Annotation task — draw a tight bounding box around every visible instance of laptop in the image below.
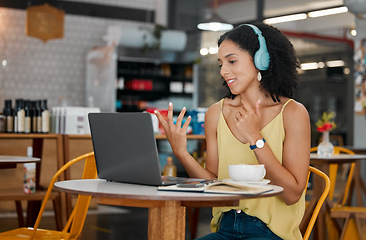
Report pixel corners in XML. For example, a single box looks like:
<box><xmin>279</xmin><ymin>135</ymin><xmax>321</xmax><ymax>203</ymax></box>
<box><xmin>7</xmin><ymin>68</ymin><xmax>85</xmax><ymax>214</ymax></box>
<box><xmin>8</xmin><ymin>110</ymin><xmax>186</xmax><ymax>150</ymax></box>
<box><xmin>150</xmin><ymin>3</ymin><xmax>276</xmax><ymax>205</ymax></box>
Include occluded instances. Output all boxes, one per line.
<box><xmin>88</xmin><ymin>112</ymin><xmax>199</xmax><ymax>186</ymax></box>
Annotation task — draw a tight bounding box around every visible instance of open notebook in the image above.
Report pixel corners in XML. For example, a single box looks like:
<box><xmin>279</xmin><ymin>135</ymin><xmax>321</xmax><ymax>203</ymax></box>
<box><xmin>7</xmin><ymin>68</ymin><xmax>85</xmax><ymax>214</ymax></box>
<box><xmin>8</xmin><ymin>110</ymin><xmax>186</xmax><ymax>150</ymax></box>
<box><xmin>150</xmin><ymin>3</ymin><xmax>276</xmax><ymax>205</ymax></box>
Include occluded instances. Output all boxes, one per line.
<box><xmin>158</xmin><ymin>180</ymin><xmax>274</xmax><ymax>195</ymax></box>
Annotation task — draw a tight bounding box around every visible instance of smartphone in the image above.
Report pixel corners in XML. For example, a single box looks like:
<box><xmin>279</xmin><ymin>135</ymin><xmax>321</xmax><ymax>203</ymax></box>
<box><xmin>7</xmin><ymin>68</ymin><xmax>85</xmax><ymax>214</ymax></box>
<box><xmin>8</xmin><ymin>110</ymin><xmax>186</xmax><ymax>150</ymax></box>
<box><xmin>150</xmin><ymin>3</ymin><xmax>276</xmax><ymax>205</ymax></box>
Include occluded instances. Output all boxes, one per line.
<box><xmin>176</xmin><ymin>181</ymin><xmax>207</xmax><ymax>188</ymax></box>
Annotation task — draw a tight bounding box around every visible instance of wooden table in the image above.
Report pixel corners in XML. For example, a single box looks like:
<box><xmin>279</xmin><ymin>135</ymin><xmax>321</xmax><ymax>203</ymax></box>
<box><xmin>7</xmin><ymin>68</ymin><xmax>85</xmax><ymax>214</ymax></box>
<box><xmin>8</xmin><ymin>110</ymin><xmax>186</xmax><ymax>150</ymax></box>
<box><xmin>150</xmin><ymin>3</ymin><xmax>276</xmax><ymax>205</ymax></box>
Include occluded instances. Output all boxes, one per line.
<box><xmin>54</xmin><ymin>179</ymin><xmax>283</xmax><ymax>240</ymax></box>
<box><xmin>0</xmin><ymin>133</ymin><xmax>64</xmax><ymax>190</ymax></box>
<box><xmin>310</xmin><ymin>153</ymin><xmax>366</xmax><ymax>206</ymax></box>
<box><xmin>0</xmin><ymin>155</ymin><xmax>41</xmax><ymax>227</ymax></box>
<box><xmin>0</xmin><ymin>155</ymin><xmax>40</xmax><ymax>168</ymax></box>
<box><xmin>0</xmin><ymin>133</ymin><xmax>65</xmax><ymax>226</ymax></box>
<box><xmin>308</xmin><ymin>153</ymin><xmax>366</xmax><ymax>240</ymax></box>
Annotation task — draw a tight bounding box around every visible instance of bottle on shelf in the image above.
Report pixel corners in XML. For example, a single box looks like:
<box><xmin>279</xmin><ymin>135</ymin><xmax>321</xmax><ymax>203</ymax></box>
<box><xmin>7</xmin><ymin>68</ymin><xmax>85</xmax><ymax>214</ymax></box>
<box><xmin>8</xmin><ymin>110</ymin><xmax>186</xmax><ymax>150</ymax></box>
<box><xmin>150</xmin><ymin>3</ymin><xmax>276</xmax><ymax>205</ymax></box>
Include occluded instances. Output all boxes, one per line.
<box><xmin>36</xmin><ymin>100</ymin><xmax>42</xmax><ymax>133</ymax></box>
<box><xmin>41</xmin><ymin>99</ymin><xmax>49</xmax><ymax>133</ymax></box>
<box><xmin>15</xmin><ymin>99</ymin><xmax>25</xmax><ymax>133</ymax></box>
<box><xmin>13</xmin><ymin>100</ymin><xmax>18</xmax><ymax>133</ymax></box>
<box><xmin>3</xmin><ymin>99</ymin><xmax>13</xmax><ymax>133</ymax></box>
<box><xmin>18</xmin><ymin>99</ymin><xmax>26</xmax><ymax>133</ymax></box>
<box><xmin>31</xmin><ymin>101</ymin><xmax>37</xmax><ymax>133</ymax></box>
<box><xmin>24</xmin><ymin>100</ymin><xmax>31</xmax><ymax>134</ymax></box>
<box><xmin>198</xmin><ymin>151</ymin><xmax>207</xmax><ymax>168</ymax></box>
<box><xmin>192</xmin><ymin>151</ymin><xmax>198</xmax><ymax>161</ymax></box>
<box><xmin>163</xmin><ymin>156</ymin><xmax>177</xmax><ymax>177</ymax></box>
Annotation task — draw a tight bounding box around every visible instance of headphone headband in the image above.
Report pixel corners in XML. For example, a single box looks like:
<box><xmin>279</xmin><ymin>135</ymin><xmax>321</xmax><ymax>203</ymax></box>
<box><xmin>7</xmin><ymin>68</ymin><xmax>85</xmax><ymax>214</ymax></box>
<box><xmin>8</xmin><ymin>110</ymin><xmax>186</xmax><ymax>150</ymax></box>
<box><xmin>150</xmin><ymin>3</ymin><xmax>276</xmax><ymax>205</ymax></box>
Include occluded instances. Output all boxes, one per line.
<box><xmin>240</xmin><ymin>24</ymin><xmax>270</xmax><ymax>71</ymax></box>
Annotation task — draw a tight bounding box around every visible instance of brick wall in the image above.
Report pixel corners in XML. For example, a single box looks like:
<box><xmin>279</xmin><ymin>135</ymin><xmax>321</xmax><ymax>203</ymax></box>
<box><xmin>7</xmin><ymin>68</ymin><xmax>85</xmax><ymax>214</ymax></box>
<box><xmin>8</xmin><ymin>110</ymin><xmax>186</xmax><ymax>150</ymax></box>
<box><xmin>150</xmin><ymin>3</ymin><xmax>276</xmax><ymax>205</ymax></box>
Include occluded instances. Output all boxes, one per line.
<box><xmin>0</xmin><ymin>0</ymin><xmax>158</xmax><ymax>110</ymax></box>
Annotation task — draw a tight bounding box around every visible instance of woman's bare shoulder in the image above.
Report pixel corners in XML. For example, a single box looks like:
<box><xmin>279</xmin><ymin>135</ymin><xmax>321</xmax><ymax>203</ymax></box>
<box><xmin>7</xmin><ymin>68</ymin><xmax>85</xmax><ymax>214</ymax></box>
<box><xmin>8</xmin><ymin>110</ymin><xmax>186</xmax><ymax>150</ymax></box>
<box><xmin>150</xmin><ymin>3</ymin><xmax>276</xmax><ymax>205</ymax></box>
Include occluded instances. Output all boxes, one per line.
<box><xmin>204</xmin><ymin>101</ymin><xmax>222</xmax><ymax>128</ymax></box>
<box><xmin>283</xmin><ymin>99</ymin><xmax>310</xmax><ymax>126</ymax></box>
<box><xmin>284</xmin><ymin>99</ymin><xmax>308</xmax><ymax>114</ymax></box>
<box><xmin>206</xmin><ymin>101</ymin><xmax>222</xmax><ymax>116</ymax></box>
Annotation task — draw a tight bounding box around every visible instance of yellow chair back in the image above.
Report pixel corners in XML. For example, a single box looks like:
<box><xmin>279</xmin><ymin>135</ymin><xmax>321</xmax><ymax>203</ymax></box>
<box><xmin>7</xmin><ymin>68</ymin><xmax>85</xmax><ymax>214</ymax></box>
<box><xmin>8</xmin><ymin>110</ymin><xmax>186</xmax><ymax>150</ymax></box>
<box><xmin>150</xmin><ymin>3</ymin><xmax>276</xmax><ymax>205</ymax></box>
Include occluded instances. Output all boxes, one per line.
<box><xmin>0</xmin><ymin>152</ymin><xmax>97</xmax><ymax>240</ymax></box>
<box><xmin>303</xmin><ymin>166</ymin><xmax>330</xmax><ymax>240</ymax></box>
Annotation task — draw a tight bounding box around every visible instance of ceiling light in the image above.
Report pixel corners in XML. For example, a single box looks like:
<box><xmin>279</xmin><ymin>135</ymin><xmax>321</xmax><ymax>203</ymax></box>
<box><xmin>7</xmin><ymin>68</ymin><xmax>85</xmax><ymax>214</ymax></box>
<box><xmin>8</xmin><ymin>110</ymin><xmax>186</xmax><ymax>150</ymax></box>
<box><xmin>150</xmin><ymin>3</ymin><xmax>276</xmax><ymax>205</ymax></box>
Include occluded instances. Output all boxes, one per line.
<box><xmin>308</xmin><ymin>6</ymin><xmax>348</xmax><ymax>18</ymax></box>
<box><xmin>197</xmin><ymin>0</ymin><xmax>233</xmax><ymax>31</ymax></box>
<box><xmin>350</xmin><ymin>29</ymin><xmax>357</xmax><ymax>36</ymax></box>
<box><xmin>300</xmin><ymin>62</ymin><xmax>321</xmax><ymax>71</ymax></box>
<box><xmin>318</xmin><ymin>62</ymin><xmax>325</xmax><ymax>68</ymax></box>
<box><xmin>326</xmin><ymin>60</ymin><xmax>345</xmax><ymax>67</ymax></box>
<box><xmin>200</xmin><ymin>48</ymin><xmax>209</xmax><ymax>56</ymax></box>
<box><xmin>209</xmin><ymin>47</ymin><xmax>218</xmax><ymax>54</ymax></box>
<box><xmin>264</xmin><ymin>13</ymin><xmax>307</xmax><ymax>25</ymax></box>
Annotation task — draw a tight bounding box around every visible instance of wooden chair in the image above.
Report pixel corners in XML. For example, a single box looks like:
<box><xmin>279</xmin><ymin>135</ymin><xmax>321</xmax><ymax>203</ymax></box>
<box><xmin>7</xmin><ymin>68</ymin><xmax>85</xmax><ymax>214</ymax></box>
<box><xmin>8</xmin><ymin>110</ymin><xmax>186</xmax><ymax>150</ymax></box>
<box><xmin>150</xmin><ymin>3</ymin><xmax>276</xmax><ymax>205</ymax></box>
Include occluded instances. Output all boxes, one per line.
<box><xmin>320</xmin><ymin>148</ymin><xmax>366</xmax><ymax>240</ymax></box>
<box><xmin>310</xmin><ymin>146</ymin><xmax>359</xmax><ymax>239</ymax></box>
<box><xmin>303</xmin><ymin>166</ymin><xmax>330</xmax><ymax>240</ymax></box>
<box><xmin>0</xmin><ymin>152</ymin><xmax>97</xmax><ymax>240</ymax></box>
<box><xmin>330</xmin><ymin>206</ymin><xmax>366</xmax><ymax>240</ymax></box>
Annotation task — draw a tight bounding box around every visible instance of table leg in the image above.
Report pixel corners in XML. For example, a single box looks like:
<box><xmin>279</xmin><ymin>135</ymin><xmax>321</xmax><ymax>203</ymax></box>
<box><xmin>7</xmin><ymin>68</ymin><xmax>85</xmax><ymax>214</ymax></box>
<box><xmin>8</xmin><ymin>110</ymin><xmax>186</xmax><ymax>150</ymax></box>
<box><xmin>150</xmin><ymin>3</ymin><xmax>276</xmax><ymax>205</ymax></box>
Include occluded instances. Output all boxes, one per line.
<box><xmin>26</xmin><ymin>201</ymin><xmax>41</xmax><ymax>226</ymax></box>
<box><xmin>32</xmin><ymin>138</ymin><xmax>43</xmax><ymax>191</ymax></box>
<box><xmin>15</xmin><ymin>201</ymin><xmax>25</xmax><ymax>227</ymax></box>
<box><xmin>148</xmin><ymin>200</ymin><xmax>186</xmax><ymax>240</ymax></box>
<box><xmin>187</xmin><ymin>207</ymin><xmax>200</xmax><ymax>239</ymax></box>
<box><xmin>353</xmin><ymin>161</ymin><xmax>365</xmax><ymax>206</ymax></box>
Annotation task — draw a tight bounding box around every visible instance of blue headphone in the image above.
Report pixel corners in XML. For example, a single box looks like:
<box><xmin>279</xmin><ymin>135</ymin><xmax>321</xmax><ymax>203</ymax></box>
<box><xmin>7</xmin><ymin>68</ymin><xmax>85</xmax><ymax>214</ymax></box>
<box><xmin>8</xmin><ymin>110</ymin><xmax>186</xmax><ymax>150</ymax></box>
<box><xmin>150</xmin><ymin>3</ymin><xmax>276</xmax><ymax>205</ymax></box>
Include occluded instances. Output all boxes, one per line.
<box><xmin>241</xmin><ymin>24</ymin><xmax>270</xmax><ymax>71</ymax></box>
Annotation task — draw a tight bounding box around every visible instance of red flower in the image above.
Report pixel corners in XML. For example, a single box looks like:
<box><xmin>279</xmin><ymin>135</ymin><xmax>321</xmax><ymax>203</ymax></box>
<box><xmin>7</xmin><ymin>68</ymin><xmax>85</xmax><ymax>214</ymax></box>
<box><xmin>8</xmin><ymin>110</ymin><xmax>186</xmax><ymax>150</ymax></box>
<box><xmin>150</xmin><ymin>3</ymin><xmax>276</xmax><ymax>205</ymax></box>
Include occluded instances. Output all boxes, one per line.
<box><xmin>315</xmin><ymin>112</ymin><xmax>336</xmax><ymax>133</ymax></box>
<box><xmin>323</xmin><ymin>123</ymin><xmax>333</xmax><ymax>131</ymax></box>
<box><xmin>317</xmin><ymin>126</ymin><xmax>324</xmax><ymax>132</ymax></box>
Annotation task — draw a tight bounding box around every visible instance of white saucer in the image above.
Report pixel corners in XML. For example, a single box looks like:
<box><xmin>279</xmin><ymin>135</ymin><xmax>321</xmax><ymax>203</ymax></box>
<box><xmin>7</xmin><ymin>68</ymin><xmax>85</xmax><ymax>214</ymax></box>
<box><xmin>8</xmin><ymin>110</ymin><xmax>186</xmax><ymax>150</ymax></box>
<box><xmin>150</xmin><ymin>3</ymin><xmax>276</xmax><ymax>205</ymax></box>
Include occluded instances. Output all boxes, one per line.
<box><xmin>222</xmin><ymin>178</ymin><xmax>271</xmax><ymax>185</ymax></box>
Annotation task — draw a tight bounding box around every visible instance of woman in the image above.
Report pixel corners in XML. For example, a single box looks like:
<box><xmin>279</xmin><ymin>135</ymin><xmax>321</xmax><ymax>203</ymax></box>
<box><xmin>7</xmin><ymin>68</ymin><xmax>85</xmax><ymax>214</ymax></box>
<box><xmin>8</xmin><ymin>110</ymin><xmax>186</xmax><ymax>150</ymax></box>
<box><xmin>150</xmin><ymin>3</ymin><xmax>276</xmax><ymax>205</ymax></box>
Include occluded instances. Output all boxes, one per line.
<box><xmin>155</xmin><ymin>23</ymin><xmax>310</xmax><ymax>240</ymax></box>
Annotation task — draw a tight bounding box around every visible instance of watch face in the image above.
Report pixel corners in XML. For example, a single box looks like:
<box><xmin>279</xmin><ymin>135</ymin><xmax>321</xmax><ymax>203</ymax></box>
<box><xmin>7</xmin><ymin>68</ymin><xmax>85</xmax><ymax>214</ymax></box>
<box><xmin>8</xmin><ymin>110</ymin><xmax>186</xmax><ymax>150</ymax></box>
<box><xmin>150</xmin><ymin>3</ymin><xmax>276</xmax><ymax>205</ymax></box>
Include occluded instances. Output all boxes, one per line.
<box><xmin>256</xmin><ymin>139</ymin><xmax>265</xmax><ymax>148</ymax></box>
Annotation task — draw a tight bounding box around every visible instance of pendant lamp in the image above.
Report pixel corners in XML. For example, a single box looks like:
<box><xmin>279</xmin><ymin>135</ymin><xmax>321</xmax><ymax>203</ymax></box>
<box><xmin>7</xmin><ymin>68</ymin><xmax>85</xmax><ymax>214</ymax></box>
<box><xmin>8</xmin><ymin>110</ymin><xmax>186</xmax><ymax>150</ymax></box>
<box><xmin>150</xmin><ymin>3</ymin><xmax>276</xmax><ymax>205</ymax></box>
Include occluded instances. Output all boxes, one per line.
<box><xmin>197</xmin><ymin>0</ymin><xmax>233</xmax><ymax>31</ymax></box>
<box><xmin>26</xmin><ymin>3</ymin><xmax>64</xmax><ymax>42</ymax></box>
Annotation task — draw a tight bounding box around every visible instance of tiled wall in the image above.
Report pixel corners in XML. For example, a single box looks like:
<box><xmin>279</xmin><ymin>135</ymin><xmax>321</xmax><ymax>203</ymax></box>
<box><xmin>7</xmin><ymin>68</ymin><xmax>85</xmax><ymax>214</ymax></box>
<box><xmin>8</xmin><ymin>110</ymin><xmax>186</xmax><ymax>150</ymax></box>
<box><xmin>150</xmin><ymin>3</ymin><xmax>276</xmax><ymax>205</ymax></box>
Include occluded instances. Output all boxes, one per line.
<box><xmin>0</xmin><ymin>0</ymin><xmax>158</xmax><ymax>110</ymax></box>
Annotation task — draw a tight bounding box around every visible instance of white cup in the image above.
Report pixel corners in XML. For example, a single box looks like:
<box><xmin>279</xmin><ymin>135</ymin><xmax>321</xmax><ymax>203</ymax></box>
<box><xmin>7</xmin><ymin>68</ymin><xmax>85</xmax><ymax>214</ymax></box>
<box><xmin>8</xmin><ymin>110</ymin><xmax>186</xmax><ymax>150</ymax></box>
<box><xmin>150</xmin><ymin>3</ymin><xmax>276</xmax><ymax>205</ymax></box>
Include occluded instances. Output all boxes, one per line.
<box><xmin>228</xmin><ymin>164</ymin><xmax>266</xmax><ymax>182</ymax></box>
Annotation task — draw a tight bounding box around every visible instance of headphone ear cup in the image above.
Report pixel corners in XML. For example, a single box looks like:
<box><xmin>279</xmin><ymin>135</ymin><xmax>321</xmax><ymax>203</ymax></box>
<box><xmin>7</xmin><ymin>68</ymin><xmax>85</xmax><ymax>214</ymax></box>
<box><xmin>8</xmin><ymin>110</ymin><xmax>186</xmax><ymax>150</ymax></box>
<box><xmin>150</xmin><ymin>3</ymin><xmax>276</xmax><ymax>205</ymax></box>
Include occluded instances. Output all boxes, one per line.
<box><xmin>254</xmin><ymin>49</ymin><xmax>270</xmax><ymax>71</ymax></box>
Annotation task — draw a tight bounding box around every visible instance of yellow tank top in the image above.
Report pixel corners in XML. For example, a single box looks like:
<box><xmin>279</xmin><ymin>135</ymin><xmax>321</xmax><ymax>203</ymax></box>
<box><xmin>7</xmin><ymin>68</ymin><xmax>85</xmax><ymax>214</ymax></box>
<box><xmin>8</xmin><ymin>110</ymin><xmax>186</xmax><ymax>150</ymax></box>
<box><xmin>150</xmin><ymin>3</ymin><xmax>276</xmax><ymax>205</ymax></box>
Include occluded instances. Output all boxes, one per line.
<box><xmin>211</xmin><ymin>98</ymin><xmax>305</xmax><ymax>240</ymax></box>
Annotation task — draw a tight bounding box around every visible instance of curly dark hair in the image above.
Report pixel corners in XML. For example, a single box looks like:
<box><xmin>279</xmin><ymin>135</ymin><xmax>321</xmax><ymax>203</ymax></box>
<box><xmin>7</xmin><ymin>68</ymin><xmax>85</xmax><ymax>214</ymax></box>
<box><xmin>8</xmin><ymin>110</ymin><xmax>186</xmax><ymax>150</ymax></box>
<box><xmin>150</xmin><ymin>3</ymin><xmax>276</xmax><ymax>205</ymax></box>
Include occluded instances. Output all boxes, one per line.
<box><xmin>218</xmin><ymin>22</ymin><xmax>299</xmax><ymax>102</ymax></box>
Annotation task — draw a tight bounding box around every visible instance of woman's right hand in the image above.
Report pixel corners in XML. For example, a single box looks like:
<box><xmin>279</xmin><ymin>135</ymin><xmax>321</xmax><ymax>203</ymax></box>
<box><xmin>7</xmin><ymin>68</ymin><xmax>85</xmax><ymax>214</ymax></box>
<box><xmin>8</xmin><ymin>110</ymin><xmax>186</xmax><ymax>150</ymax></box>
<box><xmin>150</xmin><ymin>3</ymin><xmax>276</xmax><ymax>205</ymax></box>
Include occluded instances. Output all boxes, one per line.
<box><xmin>154</xmin><ymin>102</ymin><xmax>191</xmax><ymax>158</ymax></box>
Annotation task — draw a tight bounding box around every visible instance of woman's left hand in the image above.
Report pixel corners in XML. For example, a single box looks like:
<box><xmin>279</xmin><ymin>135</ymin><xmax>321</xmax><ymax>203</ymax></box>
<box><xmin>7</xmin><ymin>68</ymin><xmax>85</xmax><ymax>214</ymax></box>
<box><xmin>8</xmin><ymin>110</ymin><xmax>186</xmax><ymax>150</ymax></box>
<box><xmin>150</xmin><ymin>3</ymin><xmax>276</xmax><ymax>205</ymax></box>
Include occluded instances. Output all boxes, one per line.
<box><xmin>235</xmin><ymin>99</ymin><xmax>262</xmax><ymax>141</ymax></box>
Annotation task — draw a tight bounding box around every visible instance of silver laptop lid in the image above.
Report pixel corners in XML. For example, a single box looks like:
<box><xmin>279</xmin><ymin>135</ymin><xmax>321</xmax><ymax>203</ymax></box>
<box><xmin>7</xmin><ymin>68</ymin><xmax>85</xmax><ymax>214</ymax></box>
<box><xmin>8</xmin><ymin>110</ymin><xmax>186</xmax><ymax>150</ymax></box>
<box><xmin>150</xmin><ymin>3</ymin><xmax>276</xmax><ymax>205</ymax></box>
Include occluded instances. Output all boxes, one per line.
<box><xmin>88</xmin><ymin>112</ymin><xmax>163</xmax><ymax>186</ymax></box>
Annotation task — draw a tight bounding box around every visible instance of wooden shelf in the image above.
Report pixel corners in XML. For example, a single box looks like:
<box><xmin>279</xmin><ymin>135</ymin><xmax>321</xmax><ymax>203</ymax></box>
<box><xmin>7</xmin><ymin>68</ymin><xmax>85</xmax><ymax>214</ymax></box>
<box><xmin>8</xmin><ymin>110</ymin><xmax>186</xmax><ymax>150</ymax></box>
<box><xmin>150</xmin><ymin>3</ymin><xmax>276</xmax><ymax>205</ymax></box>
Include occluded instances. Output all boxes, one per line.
<box><xmin>0</xmin><ymin>133</ymin><xmax>60</xmax><ymax>139</ymax></box>
<box><xmin>155</xmin><ymin>134</ymin><xmax>205</xmax><ymax>140</ymax></box>
<box><xmin>64</xmin><ymin>134</ymin><xmax>205</xmax><ymax>140</ymax></box>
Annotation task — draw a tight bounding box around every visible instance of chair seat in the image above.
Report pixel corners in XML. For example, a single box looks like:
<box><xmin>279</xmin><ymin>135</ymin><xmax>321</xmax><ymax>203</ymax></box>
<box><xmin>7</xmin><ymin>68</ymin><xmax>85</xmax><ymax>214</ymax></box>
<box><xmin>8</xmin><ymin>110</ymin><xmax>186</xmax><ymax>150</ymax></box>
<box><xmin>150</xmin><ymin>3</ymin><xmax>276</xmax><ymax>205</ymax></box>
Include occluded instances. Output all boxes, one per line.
<box><xmin>0</xmin><ymin>227</ymin><xmax>70</xmax><ymax>239</ymax></box>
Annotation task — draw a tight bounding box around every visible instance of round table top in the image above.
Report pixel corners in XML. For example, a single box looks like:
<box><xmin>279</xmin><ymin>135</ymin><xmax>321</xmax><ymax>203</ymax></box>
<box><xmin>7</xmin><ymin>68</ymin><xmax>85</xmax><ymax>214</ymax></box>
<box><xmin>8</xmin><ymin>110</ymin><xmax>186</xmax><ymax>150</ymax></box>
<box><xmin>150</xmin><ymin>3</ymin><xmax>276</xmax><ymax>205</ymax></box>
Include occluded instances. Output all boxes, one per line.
<box><xmin>0</xmin><ymin>155</ymin><xmax>41</xmax><ymax>164</ymax></box>
<box><xmin>54</xmin><ymin>179</ymin><xmax>284</xmax><ymax>202</ymax></box>
<box><xmin>310</xmin><ymin>153</ymin><xmax>366</xmax><ymax>164</ymax></box>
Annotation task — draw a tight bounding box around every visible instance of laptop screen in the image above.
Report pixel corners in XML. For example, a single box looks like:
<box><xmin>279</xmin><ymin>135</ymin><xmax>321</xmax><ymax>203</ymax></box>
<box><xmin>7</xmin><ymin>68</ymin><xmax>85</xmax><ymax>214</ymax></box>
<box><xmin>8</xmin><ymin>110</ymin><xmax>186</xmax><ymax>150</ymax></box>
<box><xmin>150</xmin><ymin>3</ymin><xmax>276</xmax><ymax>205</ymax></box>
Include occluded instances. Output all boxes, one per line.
<box><xmin>88</xmin><ymin>112</ymin><xmax>164</xmax><ymax>186</ymax></box>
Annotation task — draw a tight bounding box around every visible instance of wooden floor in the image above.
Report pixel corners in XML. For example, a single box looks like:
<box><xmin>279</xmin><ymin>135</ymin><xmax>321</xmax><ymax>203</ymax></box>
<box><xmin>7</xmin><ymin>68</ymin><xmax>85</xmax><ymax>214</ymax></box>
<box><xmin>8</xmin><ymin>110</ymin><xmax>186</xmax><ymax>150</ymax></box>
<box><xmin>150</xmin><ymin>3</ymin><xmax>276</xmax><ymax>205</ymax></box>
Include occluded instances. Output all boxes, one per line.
<box><xmin>0</xmin><ymin>205</ymin><xmax>212</xmax><ymax>240</ymax></box>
